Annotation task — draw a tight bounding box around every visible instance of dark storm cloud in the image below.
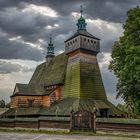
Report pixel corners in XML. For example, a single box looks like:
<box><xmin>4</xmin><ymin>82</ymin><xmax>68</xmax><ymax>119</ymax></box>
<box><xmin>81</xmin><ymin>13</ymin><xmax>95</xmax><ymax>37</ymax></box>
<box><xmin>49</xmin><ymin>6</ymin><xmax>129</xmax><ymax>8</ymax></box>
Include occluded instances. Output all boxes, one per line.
<box><xmin>36</xmin><ymin>0</ymin><xmax>140</xmax><ymax>23</ymax></box>
<box><xmin>100</xmin><ymin>40</ymin><xmax>115</xmax><ymax>53</ymax></box>
<box><xmin>0</xmin><ymin>60</ymin><xmax>34</xmax><ymax>74</ymax></box>
<box><xmin>2</xmin><ymin>0</ymin><xmax>139</xmax><ymax>23</ymax></box>
<box><xmin>0</xmin><ymin>7</ymin><xmax>58</xmax><ymax>42</ymax></box>
<box><xmin>0</xmin><ymin>33</ymin><xmax>43</xmax><ymax>61</ymax></box>
<box><xmin>0</xmin><ymin>0</ymin><xmax>139</xmax><ymax>61</ymax></box>
<box><xmin>0</xmin><ymin>61</ymin><xmax>21</xmax><ymax>74</ymax></box>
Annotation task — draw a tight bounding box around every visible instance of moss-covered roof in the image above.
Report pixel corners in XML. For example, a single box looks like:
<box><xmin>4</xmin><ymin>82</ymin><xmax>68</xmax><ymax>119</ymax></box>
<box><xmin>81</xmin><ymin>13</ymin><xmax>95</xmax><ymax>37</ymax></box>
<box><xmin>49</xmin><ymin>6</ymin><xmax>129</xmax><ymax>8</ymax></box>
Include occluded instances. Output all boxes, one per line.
<box><xmin>40</xmin><ymin>53</ymin><xmax>68</xmax><ymax>86</ymax></box>
<box><xmin>11</xmin><ymin>83</ymin><xmax>46</xmax><ymax>96</ymax></box>
<box><xmin>1</xmin><ymin>108</ymin><xmax>40</xmax><ymax>117</ymax></box>
<box><xmin>39</xmin><ymin>97</ymin><xmax>122</xmax><ymax>116</ymax></box>
<box><xmin>29</xmin><ymin>53</ymin><xmax>68</xmax><ymax>87</ymax></box>
<box><xmin>29</xmin><ymin>63</ymin><xmax>46</xmax><ymax>85</ymax></box>
<box><xmin>63</xmin><ymin>61</ymin><xmax>107</xmax><ymax>100</ymax></box>
<box><xmin>11</xmin><ymin>53</ymin><xmax>68</xmax><ymax>97</ymax></box>
<box><xmin>9</xmin><ymin>52</ymin><xmax>123</xmax><ymax>117</ymax></box>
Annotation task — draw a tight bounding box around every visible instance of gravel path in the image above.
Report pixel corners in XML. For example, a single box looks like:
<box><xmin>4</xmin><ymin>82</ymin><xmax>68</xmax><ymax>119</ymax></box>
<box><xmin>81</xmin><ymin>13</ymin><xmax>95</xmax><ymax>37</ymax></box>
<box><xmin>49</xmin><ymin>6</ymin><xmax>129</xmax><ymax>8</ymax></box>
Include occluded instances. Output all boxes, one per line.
<box><xmin>0</xmin><ymin>132</ymin><xmax>139</xmax><ymax>140</ymax></box>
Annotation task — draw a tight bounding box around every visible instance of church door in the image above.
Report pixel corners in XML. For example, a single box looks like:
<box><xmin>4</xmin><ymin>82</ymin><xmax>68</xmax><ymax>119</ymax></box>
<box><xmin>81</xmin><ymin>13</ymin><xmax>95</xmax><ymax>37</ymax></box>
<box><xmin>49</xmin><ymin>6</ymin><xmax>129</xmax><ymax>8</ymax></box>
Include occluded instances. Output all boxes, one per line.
<box><xmin>72</xmin><ymin>110</ymin><xmax>94</xmax><ymax>130</ymax></box>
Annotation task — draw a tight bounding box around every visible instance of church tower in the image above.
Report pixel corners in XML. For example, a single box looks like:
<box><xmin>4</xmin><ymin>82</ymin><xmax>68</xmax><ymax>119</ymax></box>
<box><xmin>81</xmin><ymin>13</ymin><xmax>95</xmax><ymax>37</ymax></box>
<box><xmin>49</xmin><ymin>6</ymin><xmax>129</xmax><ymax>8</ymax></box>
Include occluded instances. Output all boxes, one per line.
<box><xmin>64</xmin><ymin>6</ymin><xmax>107</xmax><ymax>101</ymax></box>
<box><xmin>45</xmin><ymin>35</ymin><xmax>55</xmax><ymax>66</ymax></box>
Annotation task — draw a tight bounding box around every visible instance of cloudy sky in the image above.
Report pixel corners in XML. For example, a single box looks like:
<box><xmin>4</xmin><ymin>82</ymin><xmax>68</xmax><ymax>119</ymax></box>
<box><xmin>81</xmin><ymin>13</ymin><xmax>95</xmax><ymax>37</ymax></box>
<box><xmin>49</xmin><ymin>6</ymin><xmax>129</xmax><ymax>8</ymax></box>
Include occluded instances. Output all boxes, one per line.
<box><xmin>0</xmin><ymin>0</ymin><xmax>140</xmax><ymax>104</ymax></box>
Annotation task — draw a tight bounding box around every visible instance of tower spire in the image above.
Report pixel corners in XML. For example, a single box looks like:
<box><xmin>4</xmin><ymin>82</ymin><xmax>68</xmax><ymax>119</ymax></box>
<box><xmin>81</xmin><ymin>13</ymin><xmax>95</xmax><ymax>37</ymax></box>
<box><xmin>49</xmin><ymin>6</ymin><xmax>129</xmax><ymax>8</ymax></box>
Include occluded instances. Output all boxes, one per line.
<box><xmin>77</xmin><ymin>5</ymin><xmax>87</xmax><ymax>31</ymax></box>
<box><xmin>46</xmin><ymin>34</ymin><xmax>55</xmax><ymax>58</ymax></box>
<box><xmin>80</xmin><ymin>5</ymin><xmax>83</xmax><ymax>18</ymax></box>
<box><xmin>49</xmin><ymin>34</ymin><xmax>52</xmax><ymax>44</ymax></box>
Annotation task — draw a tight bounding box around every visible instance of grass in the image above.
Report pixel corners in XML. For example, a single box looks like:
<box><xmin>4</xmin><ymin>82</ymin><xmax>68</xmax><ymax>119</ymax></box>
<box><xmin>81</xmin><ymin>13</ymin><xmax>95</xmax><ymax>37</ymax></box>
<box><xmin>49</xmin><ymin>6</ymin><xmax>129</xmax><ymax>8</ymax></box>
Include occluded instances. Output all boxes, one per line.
<box><xmin>0</xmin><ymin>128</ymin><xmax>140</xmax><ymax>138</ymax></box>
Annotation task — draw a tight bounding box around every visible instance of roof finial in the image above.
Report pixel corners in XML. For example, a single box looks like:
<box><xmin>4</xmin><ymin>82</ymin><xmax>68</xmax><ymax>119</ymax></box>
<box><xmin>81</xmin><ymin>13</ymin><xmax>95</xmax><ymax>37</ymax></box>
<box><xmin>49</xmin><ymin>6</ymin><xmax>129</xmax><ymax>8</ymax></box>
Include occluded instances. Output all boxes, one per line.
<box><xmin>49</xmin><ymin>34</ymin><xmax>52</xmax><ymax>44</ymax></box>
<box><xmin>80</xmin><ymin>5</ymin><xmax>83</xmax><ymax>18</ymax></box>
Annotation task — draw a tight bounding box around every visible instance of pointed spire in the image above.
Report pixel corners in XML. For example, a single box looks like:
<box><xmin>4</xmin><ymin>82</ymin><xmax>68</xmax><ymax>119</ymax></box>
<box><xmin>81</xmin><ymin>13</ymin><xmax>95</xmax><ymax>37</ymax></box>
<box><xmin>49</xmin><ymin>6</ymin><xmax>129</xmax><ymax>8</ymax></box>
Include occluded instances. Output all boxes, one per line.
<box><xmin>49</xmin><ymin>34</ymin><xmax>52</xmax><ymax>44</ymax></box>
<box><xmin>46</xmin><ymin>34</ymin><xmax>55</xmax><ymax>58</ymax></box>
<box><xmin>80</xmin><ymin>5</ymin><xmax>83</xmax><ymax>18</ymax></box>
<box><xmin>77</xmin><ymin>5</ymin><xmax>87</xmax><ymax>31</ymax></box>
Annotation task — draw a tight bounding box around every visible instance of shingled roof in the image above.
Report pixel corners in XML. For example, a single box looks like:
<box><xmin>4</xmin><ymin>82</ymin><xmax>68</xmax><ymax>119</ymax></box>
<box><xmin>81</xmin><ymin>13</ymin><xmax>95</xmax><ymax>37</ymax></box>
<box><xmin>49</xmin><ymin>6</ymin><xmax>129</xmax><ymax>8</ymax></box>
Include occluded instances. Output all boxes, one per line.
<box><xmin>63</xmin><ymin>61</ymin><xmax>107</xmax><ymax>100</ymax></box>
<box><xmin>29</xmin><ymin>53</ymin><xmax>68</xmax><ymax>87</ymax></box>
<box><xmin>1</xmin><ymin>108</ymin><xmax>40</xmax><ymax>117</ymax></box>
<box><xmin>11</xmin><ymin>53</ymin><xmax>68</xmax><ymax>97</ymax></box>
<box><xmin>40</xmin><ymin>53</ymin><xmax>68</xmax><ymax>86</ymax></box>
<box><xmin>9</xmin><ymin>52</ymin><xmax>124</xmax><ymax>117</ymax></box>
<box><xmin>11</xmin><ymin>83</ymin><xmax>45</xmax><ymax>97</ymax></box>
<box><xmin>29</xmin><ymin>63</ymin><xmax>46</xmax><ymax>85</ymax></box>
<box><xmin>65</xmin><ymin>30</ymin><xmax>100</xmax><ymax>42</ymax></box>
<box><xmin>39</xmin><ymin>97</ymin><xmax>123</xmax><ymax>116</ymax></box>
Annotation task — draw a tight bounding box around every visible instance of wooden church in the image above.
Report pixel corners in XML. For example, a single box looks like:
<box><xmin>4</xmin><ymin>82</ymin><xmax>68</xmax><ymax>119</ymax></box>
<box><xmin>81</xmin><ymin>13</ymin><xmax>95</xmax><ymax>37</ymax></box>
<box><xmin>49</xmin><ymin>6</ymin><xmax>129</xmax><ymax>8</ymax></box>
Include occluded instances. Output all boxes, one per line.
<box><xmin>2</xmin><ymin>7</ymin><xmax>123</xmax><ymax>130</ymax></box>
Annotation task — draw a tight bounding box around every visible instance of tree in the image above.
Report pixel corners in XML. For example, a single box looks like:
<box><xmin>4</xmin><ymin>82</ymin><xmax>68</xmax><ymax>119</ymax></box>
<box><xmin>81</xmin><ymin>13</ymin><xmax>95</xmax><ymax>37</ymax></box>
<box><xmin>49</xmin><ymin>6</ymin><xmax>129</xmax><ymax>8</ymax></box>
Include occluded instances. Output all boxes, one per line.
<box><xmin>109</xmin><ymin>6</ymin><xmax>140</xmax><ymax>114</ymax></box>
<box><xmin>0</xmin><ymin>99</ymin><xmax>5</xmax><ymax>108</ymax></box>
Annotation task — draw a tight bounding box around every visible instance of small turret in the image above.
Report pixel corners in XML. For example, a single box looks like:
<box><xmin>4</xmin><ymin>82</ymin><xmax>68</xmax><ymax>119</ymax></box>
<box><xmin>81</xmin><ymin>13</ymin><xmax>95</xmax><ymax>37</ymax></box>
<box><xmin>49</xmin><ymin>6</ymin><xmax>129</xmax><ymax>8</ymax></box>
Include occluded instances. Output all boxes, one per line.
<box><xmin>46</xmin><ymin>35</ymin><xmax>55</xmax><ymax>66</ymax></box>
<box><xmin>76</xmin><ymin>5</ymin><xmax>87</xmax><ymax>31</ymax></box>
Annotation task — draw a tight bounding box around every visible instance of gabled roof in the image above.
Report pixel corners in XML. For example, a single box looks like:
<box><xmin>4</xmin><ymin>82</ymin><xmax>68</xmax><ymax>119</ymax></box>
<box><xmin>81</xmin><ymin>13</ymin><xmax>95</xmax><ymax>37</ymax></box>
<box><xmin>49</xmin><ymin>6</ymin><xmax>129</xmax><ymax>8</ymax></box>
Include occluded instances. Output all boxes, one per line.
<box><xmin>65</xmin><ymin>30</ymin><xmax>100</xmax><ymax>42</ymax></box>
<box><xmin>11</xmin><ymin>83</ymin><xmax>57</xmax><ymax>97</ymax></box>
<box><xmin>11</xmin><ymin>83</ymin><xmax>45</xmax><ymax>96</ymax></box>
<box><xmin>11</xmin><ymin>53</ymin><xmax>68</xmax><ymax>97</ymax></box>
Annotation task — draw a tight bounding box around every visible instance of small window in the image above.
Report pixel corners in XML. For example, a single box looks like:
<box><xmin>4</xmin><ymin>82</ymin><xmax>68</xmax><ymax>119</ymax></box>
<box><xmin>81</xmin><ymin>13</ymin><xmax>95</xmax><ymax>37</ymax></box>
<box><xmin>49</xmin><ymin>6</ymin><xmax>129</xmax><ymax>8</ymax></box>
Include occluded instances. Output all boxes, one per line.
<box><xmin>75</xmin><ymin>39</ymin><xmax>77</xmax><ymax>42</ymax></box>
<box><xmin>88</xmin><ymin>39</ymin><xmax>89</xmax><ymax>42</ymax></box>
<box><xmin>91</xmin><ymin>40</ymin><xmax>93</xmax><ymax>43</ymax></box>
<box><xmin>73</xmin><ymin>40</ymin><xmax>74</xmax><ymax>43</ymax></box>
<box><xmin>68</xmin><ymin>42</ymin><xmax>69</xmax><ymax>46</ymax></box>
<box><xmin>28</xmin><ymin>99</ymin><xmax>34</xmax><ymax>107</ymax></box>
<box><xmin>94</xmin><ymin>41</ymin><xmax>96</xmax><ymax>44</ymax></box>
<box><xmin>84</xmin><ymin>38</ymin><xmax>86</xmax><ymax>41</ymax></box>
<box><xmin>70</xmin><ymin>42</ymin><xmax>72</xmax><ymax>44</ymax></box>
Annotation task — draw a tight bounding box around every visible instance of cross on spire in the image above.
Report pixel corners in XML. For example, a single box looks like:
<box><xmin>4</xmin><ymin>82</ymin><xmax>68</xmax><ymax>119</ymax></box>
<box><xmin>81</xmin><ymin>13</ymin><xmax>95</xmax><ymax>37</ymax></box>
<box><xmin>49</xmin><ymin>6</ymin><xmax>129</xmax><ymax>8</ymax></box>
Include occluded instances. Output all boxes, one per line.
<box><xmin>80</xmin><ymin>5</ymin><xmax>83</xmax><ymax>18</ymax></box>
<box><xmin>49</xmin><ymin>34</ymin><xmax>52</xmax><ymax>44</ymax></box>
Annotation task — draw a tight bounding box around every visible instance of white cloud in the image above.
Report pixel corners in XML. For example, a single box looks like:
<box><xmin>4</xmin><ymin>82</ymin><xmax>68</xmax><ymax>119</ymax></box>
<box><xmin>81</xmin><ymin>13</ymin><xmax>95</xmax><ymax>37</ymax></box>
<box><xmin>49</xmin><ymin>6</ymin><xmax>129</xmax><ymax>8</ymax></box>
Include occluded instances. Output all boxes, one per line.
<box><xmin>22</xmin><ymin>4</ymin><xmax>58</xmax><ymax>18</ymax></box>
<box><xmin>0</xmin><ymin>59</ymin><xmax>43</xmax><ymax>103</ymax></box>
<box><xmin>8</xmin><ymin>36</ymin><xmax>44</xmax><ymax>50</ymax></box>
<box><xmin>0</xmin><ymin>71</ymin><xmax>33</xmax><ymax>103</ymax></box>
<box><xmin>87</xmin><ymin>18</ymin><xmax>123</xmax><ymax>41</ymax></box>
<box><xmin>0</xmin><ymin>59</ymin><xmax>42</xmax><ymax>68</ymax></box>
<box><xmin>45</xmin><ymin>24</ymin><xmax>60</xmax><ymax>30</ymax></box>
<box><xmin>71</xmin><ymin>12</ymin><xmax>123</xmax><ymax>42</ymax></box>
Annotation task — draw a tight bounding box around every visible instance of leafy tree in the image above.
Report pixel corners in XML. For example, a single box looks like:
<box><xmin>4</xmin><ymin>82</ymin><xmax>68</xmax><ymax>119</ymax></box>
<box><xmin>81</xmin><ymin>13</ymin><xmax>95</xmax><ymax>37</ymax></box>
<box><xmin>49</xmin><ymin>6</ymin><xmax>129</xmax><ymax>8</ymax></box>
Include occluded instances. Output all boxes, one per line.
<box><xmin>109</xmin><ymin>6</ymin><xmax>140</xmax><ymax>113</ymax></box>
<box><xmin>0</xmin><ymin>99</ymin><xmax>5</xmax><ymax>108</ymax></box>
<box><xmin>5</xmin><ymin>103</ymin><xmax>10</xmax><ymax>108</ymax></box>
